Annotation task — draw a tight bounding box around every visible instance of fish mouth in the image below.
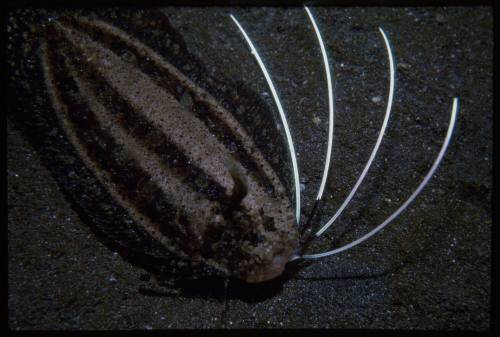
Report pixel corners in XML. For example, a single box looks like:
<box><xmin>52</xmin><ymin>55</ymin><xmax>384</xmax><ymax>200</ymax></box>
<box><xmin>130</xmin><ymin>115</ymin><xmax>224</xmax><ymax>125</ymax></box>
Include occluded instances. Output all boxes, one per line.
<box><xmin>245</xmin><ymin>254</ymin><xmax>290</xmax><ymax>283</ymax></box>
<box><xmin>265</xmin><ymin>254</ymin><xmax>289</xmax><ymax>280</ymax></box>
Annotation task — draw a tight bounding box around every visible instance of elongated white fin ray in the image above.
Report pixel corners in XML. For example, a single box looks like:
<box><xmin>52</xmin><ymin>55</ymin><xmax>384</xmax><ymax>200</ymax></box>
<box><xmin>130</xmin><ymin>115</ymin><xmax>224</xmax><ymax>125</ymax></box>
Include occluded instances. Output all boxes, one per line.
<box><xmin>295</xmin><ymin>97</ymin><xmax>459</xmax><ymax>260</ymax></box>
<box><xmin>304</xmin><ymin>6</ymin><xmax>335</xmax><ymax>201</ymax></box>
<box><xmin>230</xmin><ymin>14</ymin><xmax>301</xmax><ymax>224</ymax></box>
<box><xmin>315</xmin><ymin>27</ymin><xmax>396</xmax><ymax>237</ymax></box>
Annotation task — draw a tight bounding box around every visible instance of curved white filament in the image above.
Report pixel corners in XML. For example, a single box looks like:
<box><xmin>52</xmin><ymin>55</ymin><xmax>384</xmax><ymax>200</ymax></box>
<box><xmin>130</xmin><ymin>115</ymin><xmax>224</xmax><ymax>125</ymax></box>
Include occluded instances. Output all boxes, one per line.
<box><xmin>299</xmin><ymin>97</ymin><xmax>459</xmax><ymax>260</ymax></box>
<box><xmin>315</xmin><ymin>27</ymin><xmax>396</xmax><ymax>237</ymax></box>
<box><xmin>230</xmin><ymin>14</ymin><xmax>301</xmax><ymax>224</ymax></box>
<box><xmin>304</xmin><ymin>6</ymin><xmax>335</xmax><ymax>201</ymax></box>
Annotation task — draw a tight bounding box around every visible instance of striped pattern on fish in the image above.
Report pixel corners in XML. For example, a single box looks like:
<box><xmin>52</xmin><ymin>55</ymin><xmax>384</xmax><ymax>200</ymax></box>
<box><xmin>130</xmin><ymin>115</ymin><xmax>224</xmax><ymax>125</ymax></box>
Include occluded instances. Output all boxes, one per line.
<box><xmin>7</xmin><ymin>7</ymin><xmax>458</xmax><ymax>286</ymax></box>
<box><xmin>41</xmin><ymin>15</ymin><xmax>298</xmax><ymax>283</ymax></box>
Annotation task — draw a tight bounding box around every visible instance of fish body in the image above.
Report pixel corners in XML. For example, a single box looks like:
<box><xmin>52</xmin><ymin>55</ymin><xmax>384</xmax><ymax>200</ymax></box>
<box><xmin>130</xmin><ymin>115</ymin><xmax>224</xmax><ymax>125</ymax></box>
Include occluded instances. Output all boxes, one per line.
<box><xmin>7</xmin><ymin>8</ymin><xmax>458</xmax><ymax>284</ymax></box>
<box><xmin>8</xmin><ymin>10</ymin><xmax>299</xmax><ymax>283</ymax></box>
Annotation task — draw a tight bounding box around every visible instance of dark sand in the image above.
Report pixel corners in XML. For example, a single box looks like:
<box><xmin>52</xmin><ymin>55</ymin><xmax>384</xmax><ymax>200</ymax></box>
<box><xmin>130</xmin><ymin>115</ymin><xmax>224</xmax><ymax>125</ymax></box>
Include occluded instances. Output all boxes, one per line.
<box><xmin>8</xmin><ymin>7</ymin><xmax>491</xmax><ymax>329</ymax></box>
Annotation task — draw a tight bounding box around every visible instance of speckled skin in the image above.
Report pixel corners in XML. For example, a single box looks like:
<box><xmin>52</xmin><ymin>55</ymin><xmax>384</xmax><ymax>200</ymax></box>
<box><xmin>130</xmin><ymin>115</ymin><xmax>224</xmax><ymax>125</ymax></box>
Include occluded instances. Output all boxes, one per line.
<box><xmin>9</xmin><ymin>9</ymin><xmax>299</xmax><ymax>283</ymax></box>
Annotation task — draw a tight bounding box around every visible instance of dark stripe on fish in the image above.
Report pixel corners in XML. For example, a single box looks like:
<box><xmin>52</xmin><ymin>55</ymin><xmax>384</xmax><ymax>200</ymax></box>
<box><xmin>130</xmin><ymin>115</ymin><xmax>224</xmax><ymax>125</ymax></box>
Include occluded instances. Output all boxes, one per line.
<box><xmin>66</xmin><ymin>16</ymin><xmax>279</xmax><ymax>196</ymax></box>
<box><xmin>57</xmin><ymin>31</ymin><xmax>231</xmax><ymax>207</ymax></box>
<box><xmin>43</xmin><ymin>30</ymin><xmax>204</xmax><ymax>256</ymax></box>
